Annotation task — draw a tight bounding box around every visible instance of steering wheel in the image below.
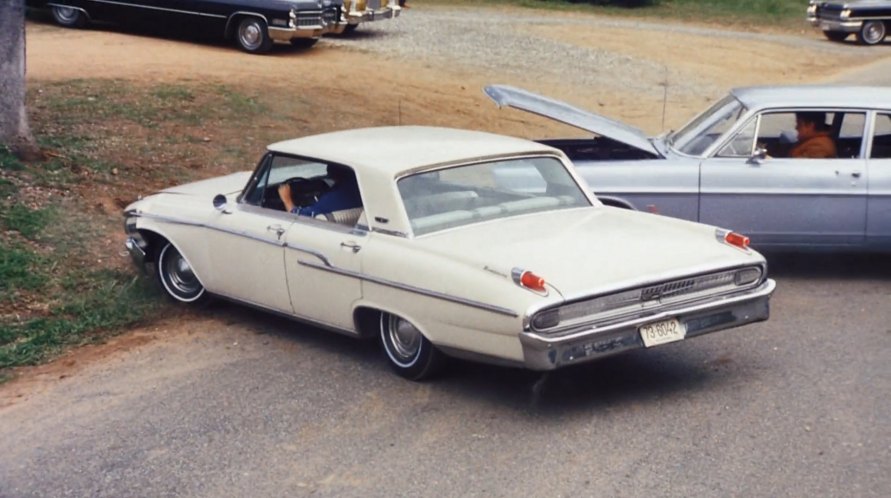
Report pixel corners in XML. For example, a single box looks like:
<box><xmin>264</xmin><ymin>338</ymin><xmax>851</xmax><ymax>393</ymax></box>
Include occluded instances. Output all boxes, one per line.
<box><xmin>282</xmin><ymin>177</ymin><xmax>330</xmax><ymax>208</ymax></box>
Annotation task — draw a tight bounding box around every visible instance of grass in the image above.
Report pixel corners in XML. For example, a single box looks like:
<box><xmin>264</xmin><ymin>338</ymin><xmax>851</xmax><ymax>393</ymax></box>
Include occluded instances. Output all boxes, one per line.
<box><xmin>428</xmin><ymin>0</ymin><xmax>809</xmax><ymax>28</ymax></box>
<box><xmin>0</xmin><ymin>78</ymin><xmax>277</xmax><ymax>378</ymax></box>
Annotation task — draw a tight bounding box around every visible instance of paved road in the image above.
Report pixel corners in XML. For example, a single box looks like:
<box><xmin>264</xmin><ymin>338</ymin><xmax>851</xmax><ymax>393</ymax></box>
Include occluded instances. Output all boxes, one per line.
<box><xmin>4</xmin><ymin>6</ymin><xmax>891</xmax><ymax>498</ymax></box>
<box><xmin>1</xmin><ymin>253</ymin><xmax>889</xmax><ymax>497</ymax></box>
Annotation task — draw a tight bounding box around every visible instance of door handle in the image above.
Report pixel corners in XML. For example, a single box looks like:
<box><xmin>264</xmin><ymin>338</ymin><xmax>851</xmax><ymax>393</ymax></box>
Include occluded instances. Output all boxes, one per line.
<box><xmin>340</xmin><ymin>241</ymin><xmax>361</xmax><ymax>253</ymax></box>
<box><xmin>266</xmin><ymin>224</ymin><xmax>286</xmax><ymax>239</ymax></box>
<box><xmin>851</xmin><ymin>171</ymin><xmax>862</xmax><ymax>178</ymax></box>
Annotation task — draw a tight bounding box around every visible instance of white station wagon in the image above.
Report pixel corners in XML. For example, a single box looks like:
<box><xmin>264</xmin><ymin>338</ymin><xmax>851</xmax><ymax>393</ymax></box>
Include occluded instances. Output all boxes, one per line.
<box><xmin>124</xmin><ymin>126</ymin><xmax>776</xmax><ymax>380</ymax></box>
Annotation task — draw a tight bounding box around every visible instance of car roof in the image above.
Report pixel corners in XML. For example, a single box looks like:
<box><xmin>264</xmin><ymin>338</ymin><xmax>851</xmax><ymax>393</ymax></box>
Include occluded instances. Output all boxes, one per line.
<box><xmin>730</xmin><ymin>85</ymin><xmax>891</xmax><ymax>111</ymax></box>
<box><xmin>267</xmin><ymin>126</ymin><xmax>558</xmax><ymax>175</ymax></box>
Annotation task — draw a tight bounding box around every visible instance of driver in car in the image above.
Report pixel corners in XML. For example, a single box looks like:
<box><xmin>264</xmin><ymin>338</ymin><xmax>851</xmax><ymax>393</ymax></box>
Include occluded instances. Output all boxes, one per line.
<box><xmin>790</xmin><ymin>111</ymin><xmax>837</xmax><ymax>158</ymax></box>
<box><xmin>277</xmin><ymin>164</ymin><xmax>362</xmax><ymax>217</ymax></box>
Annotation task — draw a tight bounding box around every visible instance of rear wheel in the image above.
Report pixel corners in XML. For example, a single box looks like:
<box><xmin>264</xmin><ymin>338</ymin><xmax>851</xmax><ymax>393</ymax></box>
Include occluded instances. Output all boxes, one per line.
<box><xmin>380</xmin><ymin>312</ymin><xmax>444</xmax><ymax>380</ymax></box>
<box><xmin>822</xmin><ymin>31</ymin><xmax>849</xmax><ymax>42</ymax></box>
<box><xmin>51</xmin><ymin>6</ymin><xmax>87</xmax><ymax>28</ymax></box>
<box><xmin>157</xmin><ymin>242</ymin><xmax>207</xmax><ymax>303</ymax></box>
<box><xmin>235</xmin><ymin>17</ymin><xmax>273</xmax><ymax>53</ymax></box>
<box><xmin>857</xmin><ymin>20</ymin><xmax>887</xmax><ymax>45</ymax></box>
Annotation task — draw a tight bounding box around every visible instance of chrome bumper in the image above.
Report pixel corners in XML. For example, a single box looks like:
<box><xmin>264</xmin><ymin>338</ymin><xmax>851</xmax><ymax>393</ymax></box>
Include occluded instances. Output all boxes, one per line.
<box><xmin>815</xmin><ymin>19</ymin><xmax>862</xmax><ymax>32</ymax></box>
<box><xmin>269</xmin><ymin>22</ymin><xmax>346</xmax><ymax>41</ymax></box>
<box><xmin>125</xmin><ymin>237</ymin><xmax>147</xmax><ymax>274</ymax></box>
<box><xmin>346</xmin><ymin>5</ymin><xmax>401</xmax><ymax>25</ymax></box>
<box><xmin>519</xmin><ymin>279</ymin><xmax>776</xmax><ymax>371</ymax></box>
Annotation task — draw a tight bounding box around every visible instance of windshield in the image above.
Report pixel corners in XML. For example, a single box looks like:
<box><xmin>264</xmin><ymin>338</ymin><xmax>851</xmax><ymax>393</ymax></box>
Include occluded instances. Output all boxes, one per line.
<box><xmin>398</xmin><ymin>156</ymin><xmax>591</xmax><ymax>236</ymax></box>
<box><xmin>669</xmin><ymin>96</ymin><xmax>747</xmax><ymax>156</ymax></box>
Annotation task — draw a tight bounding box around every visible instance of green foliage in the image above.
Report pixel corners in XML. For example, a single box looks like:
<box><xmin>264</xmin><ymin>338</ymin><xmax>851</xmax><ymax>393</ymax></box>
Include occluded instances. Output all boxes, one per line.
<box><xmin>0</xmin><ymin>272</ymin><xmax>161</xmax><ymax>368</ymax></box>
<box><xmin>0</xmin><ymin>147</ymin><xmax>25</xmax><ymax>171</ymax></box>
<box><xmin>0</xmin><ymin>242</ymin><xmax>48</xmax><ymax>299</ymax></box>
<box><xmin>1</xmin><ymin>204</ymin><xmax>55</xmax><ymax>240</ymax></box>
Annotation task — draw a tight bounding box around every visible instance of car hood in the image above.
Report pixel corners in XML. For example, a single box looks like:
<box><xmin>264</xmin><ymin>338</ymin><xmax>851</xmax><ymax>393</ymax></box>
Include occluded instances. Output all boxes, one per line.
<box><xmin>411</xmin><ymin>207</ymin><xmax>761</xmax><ymax>299</ymax></box>
<box><xmin>159</xmin><ymin>171</ymin><xmax>251</xmax><ymax>198</ymax></box>
<box><xmin>484</xmin><ymin>85</ymin><xmax>663</xmax><ymax>158</ymax></box>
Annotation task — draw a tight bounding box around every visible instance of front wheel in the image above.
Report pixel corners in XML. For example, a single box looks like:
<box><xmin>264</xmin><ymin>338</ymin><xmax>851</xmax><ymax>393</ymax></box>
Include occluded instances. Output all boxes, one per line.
<box><xmin>235</xmin><ymin>17</ymin><xmax>273</xmax><ymax>53</ymax></box>
<box><xmin>380</xmin><ymin>313</ymin><xmax>444</xmax><ymax>380</ymax></box>
<box><xmin>857</xmin><ymin>20</ymin><xmax>887</xmax><ymax>45</ymax></box>
<box><xmin>51</xmin><ymin>6</ymin><xmax>87</xmax><ymax>28</ymax></box>
<box><xmin>157</xmin><ymin>242</ymin><xmax>207</xmax><ymax>303</ymax></box>
<box><xmin>822</xmin><ymin>31</ymin><xmax>849</xmax><ymax>42</ymax></box>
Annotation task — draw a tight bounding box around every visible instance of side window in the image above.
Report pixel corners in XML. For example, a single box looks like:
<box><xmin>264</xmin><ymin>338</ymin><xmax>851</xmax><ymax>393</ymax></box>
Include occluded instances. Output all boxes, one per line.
<box><xmin>836</xmin><ymin>112</ymin><xmax>865</xmax><ymax>159</ymax></box>
<box><xmin>717</xmin><ymin>117</ymin><xmax>757</xmax><ymax>157</ymax></box>
<box><xmin>757</xmin><ymin>112</ymin><xmax>799</xmax><ymax>158</ymax></box>
<box><xmin>871</xmin><ymin>113</ymin><xmax>891</xmax><ymax>159</ymax></box>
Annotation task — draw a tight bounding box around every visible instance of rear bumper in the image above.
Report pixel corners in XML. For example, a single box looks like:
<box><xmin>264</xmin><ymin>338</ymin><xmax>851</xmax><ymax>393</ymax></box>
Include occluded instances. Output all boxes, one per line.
<box><xmin>519</xmin><ymin>279</ymin><xmax>775</xmax><ymax>370</ymax></box>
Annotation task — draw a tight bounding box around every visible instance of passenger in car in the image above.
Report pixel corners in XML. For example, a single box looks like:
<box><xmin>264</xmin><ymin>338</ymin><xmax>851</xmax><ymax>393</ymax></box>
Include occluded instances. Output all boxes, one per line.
<box><xmin>790</xmin><ymin>111</ymin><xmax>837</xmax><ymax>158</ymax></box>
<box><xmin>278</xmin><ymin>164</ymin><xmax>362</xmax><ymax>217</ymax></box>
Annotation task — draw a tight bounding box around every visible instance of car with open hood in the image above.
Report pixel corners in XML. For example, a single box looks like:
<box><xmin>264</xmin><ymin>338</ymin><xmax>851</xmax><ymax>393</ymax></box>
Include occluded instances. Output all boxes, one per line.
<box><xmin>486</xmin><ymin>84</ymin><xmax>891</xmax><ymax>252</ymax></box>
<box><xmin>124</xmin><ymin>126</ymin><xmax>775</xmax><ymax>380</ymax></box>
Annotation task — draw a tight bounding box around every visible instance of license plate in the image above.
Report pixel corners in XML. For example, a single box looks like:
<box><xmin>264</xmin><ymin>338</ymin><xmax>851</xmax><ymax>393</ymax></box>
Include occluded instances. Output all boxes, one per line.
<box><xmin>639</xmin><ymin>318</ymin><xmax>686</xmax><ymax>348</ymax></box>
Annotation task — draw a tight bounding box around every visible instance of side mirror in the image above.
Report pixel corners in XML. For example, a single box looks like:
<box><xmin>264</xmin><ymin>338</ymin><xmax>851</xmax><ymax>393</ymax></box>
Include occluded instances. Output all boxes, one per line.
<box><xmin>213</xmin><ymin>194</ymin><xmax>232</xmax><ymax>214</ymax></box>
<box><xmin>747</xmin><ymin>147</ymin><xmax>768</xmax><ymax>165</ymax></box>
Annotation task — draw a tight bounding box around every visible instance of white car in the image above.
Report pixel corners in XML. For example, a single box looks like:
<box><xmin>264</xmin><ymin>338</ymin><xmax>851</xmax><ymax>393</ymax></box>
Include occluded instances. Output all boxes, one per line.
<box><xmin>124</xmin><ymin>126</ymin><xmax>776</xmax><ymax>380</ymax></box>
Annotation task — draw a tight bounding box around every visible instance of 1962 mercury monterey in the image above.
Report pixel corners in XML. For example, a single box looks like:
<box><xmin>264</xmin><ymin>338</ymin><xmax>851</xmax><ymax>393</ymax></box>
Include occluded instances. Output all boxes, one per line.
<box><xmin>124</xmin><ymin>126</ymin><xmax>775</xmax><ymax>380</ymax></box>
<box><xmin>808</xmin><ymin>0</ymin><xmax>890</xmax><ymax>44</ymax></box>
<box><xmin>27</xmin><ymin>0</ymin><xmax>346</xmax><ymax>52</ymax></box>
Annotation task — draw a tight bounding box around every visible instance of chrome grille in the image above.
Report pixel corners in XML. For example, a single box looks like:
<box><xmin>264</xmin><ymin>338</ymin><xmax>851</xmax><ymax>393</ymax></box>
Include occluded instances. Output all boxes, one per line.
<box><xmin>323</xmin><ymin>7</ymin><xmax>338</xmax><ymax>24</ymax></box>
<box><xmin>531</xmin><ymin>267</ymin><xmax>762</xmax><ymax>334</ymax></box>
<box><xmin>296</xmin><ymin>11</ymin><xmax>323</xmax><ymax>27</ymax></box>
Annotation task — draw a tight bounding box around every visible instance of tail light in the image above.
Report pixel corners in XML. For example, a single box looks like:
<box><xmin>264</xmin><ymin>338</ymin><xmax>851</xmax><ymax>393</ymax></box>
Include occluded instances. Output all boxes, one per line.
<box><xmin>512</xmin><ymin>268</ymin><xmax>547</xmax><ymax>292</ymax></box>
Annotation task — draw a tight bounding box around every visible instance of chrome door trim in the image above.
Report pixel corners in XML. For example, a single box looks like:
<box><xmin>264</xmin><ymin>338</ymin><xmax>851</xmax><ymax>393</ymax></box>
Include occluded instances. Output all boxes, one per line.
<box><xmin>82</xmin><ymin>0</ymin><xmax>228</xmax><ymax>19</ymax></box>
<box><xmin>297</xmin><ymin>260</ymin><xmax>519</xmax><ymax>318</ymax></box>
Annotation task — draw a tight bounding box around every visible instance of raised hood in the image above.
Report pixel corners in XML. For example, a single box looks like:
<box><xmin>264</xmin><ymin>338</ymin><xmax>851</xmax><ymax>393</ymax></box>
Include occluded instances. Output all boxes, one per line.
<box><xmin>159</xmin><ymin>171</ymin><xmax>251</xmax><ymax>198</ymax></box>
<box><xmin>484</xmin><ymin>85</ymin><xmax>661</xmax><ymax>158</ymax></box>
<box><xmin>413</xmin><ymin>207</ymin><xmax>760</xmax><ymax>298</ymax></box>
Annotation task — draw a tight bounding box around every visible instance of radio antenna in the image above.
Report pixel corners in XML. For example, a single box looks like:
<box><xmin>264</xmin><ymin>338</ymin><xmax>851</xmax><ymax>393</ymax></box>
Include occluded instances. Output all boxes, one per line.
<box><xmin>661</xmin><ymin>65</ymin><xmax>669</xmax><ymax>131</ymax></box>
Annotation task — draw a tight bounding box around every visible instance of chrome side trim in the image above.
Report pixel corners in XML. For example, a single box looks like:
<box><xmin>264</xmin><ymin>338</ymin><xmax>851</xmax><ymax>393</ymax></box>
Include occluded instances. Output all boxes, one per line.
<box><xmin>134</xmin><ymin>211</ymin><xmax>516</xmax><ymax>317</ymax></box>
<box><xmin>79</xmin><ymin>0</ymin><xmax>227</xmax><ymax>19</ymax></box>
<box><xmin>284</xmin><ymin>244</ymin><xmax>331</xmax><ymax>266</ymax></box>
<box><xmin>298</xmin><ymin>260</ymin><xmax>519</xmax><ymax>318</ymax></box>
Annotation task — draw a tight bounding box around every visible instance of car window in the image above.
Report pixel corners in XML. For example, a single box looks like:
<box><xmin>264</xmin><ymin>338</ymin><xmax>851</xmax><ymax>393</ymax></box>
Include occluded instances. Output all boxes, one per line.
<box><xmin>871</xmin><ymin>113</ymin><xmax>891</xmax><ymax>159</ymax></box>
<box><xmin>754</xmin><ymin>111</ymin><xmax>865</xmax><ymax>159</ymax></box>
<box><xmin>671</xmin><ymin>96</ymin><xmax>747</xmax><ymax>156</ymax></box>
<box><xmin>717</xmin><ymin>117</ymin><xmax>757</xmax><ymax>157</ymax></box>
<box><xmin>398</xmin><ymin>157</ymin><xmax>591</xmax><ymax>236</ymax></box>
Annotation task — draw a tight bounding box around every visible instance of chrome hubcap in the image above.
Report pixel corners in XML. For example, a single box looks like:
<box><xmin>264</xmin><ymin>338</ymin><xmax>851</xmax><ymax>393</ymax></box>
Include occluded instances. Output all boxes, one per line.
<box><xmin>164</xmin><ymin>249</ymin><xmax>201</xmax><ymax>296</ymax></box>
<box><xmin>864</xmin><ymin>22</ymin><xmax>885</xmax><ymax>43</ymax></box>
<box><xmin>55</xmin><ymin>7</ymin><xmax>78</xmax><ymax>21</ymax></box>
<box><xmin>386</xmin><ymin>315</ymin><xmax>421</xmax><ymax>361</ymax></box>
<box><xmin>239</xmin><ymin>22</ymin><xmax>262</xmax><ymax>49</ymax></box>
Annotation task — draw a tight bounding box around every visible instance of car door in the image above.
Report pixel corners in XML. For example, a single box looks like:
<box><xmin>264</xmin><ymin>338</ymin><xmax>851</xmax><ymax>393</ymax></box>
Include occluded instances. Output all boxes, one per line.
<box><xmin>867</xmin><ymin>111</ymin><xmax>891</xmax><ymax>247</ymax></box>
<box><xmin>700</xmin><ymin>110</ymin><xmax>868</xmax><ymax>247</ymax></box>
<box><xmin>283</xmin><ymin>216</ymin><xmax>365</xmax><ymax>331</ymax></box>
<box><xmin>203</xmin><ymin>204</ymin><xmax>295</xmax><ymax>313</ymax></box>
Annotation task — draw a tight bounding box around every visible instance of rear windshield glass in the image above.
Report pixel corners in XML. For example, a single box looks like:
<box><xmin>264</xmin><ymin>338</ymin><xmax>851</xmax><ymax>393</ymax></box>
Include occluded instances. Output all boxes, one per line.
<box><xmin>397</xmin><ymin>156</ymin><xmax>591</xmax><ymax>236</ymax></box>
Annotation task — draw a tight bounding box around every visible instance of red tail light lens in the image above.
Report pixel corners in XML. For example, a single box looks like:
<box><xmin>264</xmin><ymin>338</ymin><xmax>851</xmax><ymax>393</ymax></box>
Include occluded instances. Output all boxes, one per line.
<box><xmin>520</xmin><ymin>271</ymin><xmax>546</xmax><ymax>292</ymax></box>
<box><xmin>725</xmin><ymin>231</ymin><xmax>750</xmax><ymax>249</ymax></box>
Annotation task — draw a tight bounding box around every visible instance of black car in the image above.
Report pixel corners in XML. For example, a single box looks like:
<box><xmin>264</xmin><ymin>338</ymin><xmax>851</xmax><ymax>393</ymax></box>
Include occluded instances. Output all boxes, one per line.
<box><xmin>808</xmin><ymin>0</ymin><xmax>890</xmax><ymax>45</ymax></box>
<box><xmin>27</xmin><ymin>0</ymin><xmax>347</xmax><ymax>53</ymax></box>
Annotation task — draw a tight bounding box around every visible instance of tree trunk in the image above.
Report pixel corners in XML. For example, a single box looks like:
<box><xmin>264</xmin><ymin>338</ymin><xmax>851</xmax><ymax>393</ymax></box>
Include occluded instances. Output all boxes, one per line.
<box><xmin>0</xmin><ymin>0</ymin><xmax>42</xmax><ymax>160</ymax></box>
